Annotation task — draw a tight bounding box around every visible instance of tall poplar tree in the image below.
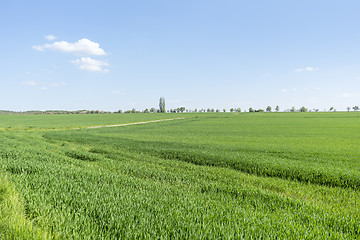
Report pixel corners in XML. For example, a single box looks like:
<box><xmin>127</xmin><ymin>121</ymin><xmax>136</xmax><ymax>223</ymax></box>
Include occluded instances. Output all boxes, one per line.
<box><xmin>159</xmin><ymin>97</ymin><xmax>165</xmax><ymax>113</ymax></box>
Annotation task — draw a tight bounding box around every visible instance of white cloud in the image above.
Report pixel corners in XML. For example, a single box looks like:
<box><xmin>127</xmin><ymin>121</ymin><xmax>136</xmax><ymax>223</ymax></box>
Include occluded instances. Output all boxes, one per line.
<box><xmin>23</xmin><ymin>81</ymin><xmax>36</xmax><ymax>86</ymax></box>
<box><xmin>295</xmin><ymin>67</ymin><xmax>319</xmax><ymax>72</ymax></box>
<box><xmin>40</xmin><ymin>87</ymin><xmax>48</xmax><ymax>90</ymax></box>
<box><xmin>33</xmin><ymin>45</ymin><xmax>44</xmax><ymax>51</ymax></box>
<box><xmin>45</xmin><ymin>35</ymin><xmax>57</xmax><ymax>41</ymax></box>
<box><xmin>33</xmin><ymin>38</ymin><xmax>106</xmax><ymax>56</ymax></box>
<box><xmin>71</xmin><ymin>57</ymin><xmax>109</xmax><ymax>72</ymax></box>
<box><xmin>281</xmin><ymin>89</ymin><xmax>287</xmax><ymax>92</ymax></box>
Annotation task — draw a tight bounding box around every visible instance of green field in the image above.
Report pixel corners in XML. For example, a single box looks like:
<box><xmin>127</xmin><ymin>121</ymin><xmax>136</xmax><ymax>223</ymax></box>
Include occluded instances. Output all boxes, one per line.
<box><xmin>0</xmin><ymin>112</ymin><xmax>359</xmax><ymax>239</ymax></box>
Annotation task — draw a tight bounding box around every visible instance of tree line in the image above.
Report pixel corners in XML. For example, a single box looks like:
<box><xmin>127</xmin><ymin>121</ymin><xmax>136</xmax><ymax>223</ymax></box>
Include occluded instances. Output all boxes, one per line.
<box><xmin>0</xmin><ymin>98</ymin><xmax>359</xmax><ymax>115</ymax></box>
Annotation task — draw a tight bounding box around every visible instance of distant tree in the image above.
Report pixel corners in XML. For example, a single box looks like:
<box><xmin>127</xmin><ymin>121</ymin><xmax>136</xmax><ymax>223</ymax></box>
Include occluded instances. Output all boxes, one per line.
<box><xmin>290</xmin><ymin>107</ymin><xmax>295</xmax><ymax>112</ymax></box>
<box><xmin>144</xmin><ymin>108</ymin><xmax>149</xmax><ymax>113</ymax></box>
<box><xmin>194</xmin><ymin>108</ymin><xmax>198</xmax><ymax>112</ymax></box>
<box><xmin>266</xmin><ymin>106</ymin><xmax>272</xmax><ymax>112</ymax></box>
<box><xmin>249</xmin><ymin>108</ymin><xmax>254</xmax><ymax>112</ymax></box>
<box><xmin>207</xmin><ymin>108</ymin><xmax>211</xmax><ymax>112</ymax></box>
<box><xmin>299</xmin><ymin>106</ymin><xmax>307</xmax><ymax>112</ymax></box>
<box><xmin>211</xmin><ymin>108</ymin><xmax>215</xmax><ymax>112</ymax></box>
<box><xmin>131</xmin><ymin>108</ymin><xmax>136</xmax><ymax>113</ymax></box>
<box><xmin>150</xmin><ymin>107</ymin><xmax>156</xmax><ymax>113</ymax></box>
<box><xmin>275</xmin><ymin>105</ymin><xmax>279</xmax><ymax>112</ymax></box>
<box><xmin>347</xmin><ymin>107</ymin><xmax>351</xmax><ymax>112</ymax></box>
<box><xmin>179</xmin><ymin>107</ymin><xmax>185</xmax><ymax>113</ymax></box>
<box><xmin>353</xmin><ymin>106</ymin><xmax>359</xmax><ymax>111</ymax></box>
<box><xmin>159</xmin><ymin>97</ymin><xmax>166</xmax><ymax>113</ymax></box>
<box><xmin>236</xmin><ymin>108</ymin><xmax>241</xmax><ymax>112</ymax></box>
<box><xmin>329</xmin><ymin>107</ymin><xmax>334</xmax><ymax>111</ymax></box>
<box><xmin>223</xmin><ymin>108</ymin><xmax>226</xmax><ymax>112</ymax></box>
<box><xmin>216</xmin><ymin>109</ymin><xmax>220</xmax><ymax>112</ymax></box>
<box><xmin>230</xmin><ymin>108</ymin><xmax>234</xmax><ymax>112</ymax></box>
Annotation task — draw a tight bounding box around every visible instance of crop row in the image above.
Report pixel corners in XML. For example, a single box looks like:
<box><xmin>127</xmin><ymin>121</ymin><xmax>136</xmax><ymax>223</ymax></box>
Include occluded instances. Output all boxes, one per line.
<box><xmin>44</xmin><ymin>130</ymin><xmax>360</xmax><ymax>190</ymax></box>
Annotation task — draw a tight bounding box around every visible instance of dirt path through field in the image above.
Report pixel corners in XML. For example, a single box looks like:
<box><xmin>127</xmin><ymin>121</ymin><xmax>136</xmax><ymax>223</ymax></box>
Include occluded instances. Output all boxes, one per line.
<box><xmin>81</xmin><ymin>117</ymin><xmax>185</xmax><ymax>129</ymax></box>
<box><xmin>7</xmin><ymin>117</ymin><xmax>186</xmax><ymax>132</ymax></box>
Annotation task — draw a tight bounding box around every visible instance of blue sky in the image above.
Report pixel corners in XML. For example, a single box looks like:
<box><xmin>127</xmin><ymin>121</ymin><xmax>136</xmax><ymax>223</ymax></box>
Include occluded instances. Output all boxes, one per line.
<box><xmin>1</xmin><ymin>0</ymin><xmax>360</xmax><ymax>111</ymax></box>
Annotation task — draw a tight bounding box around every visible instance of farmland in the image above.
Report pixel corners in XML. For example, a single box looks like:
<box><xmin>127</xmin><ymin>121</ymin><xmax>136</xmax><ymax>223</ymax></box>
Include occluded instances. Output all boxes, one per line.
<box><xmin>0</xmin><ymin>112</ymin><xmax>359</xmax><ymax>239</ymax></box>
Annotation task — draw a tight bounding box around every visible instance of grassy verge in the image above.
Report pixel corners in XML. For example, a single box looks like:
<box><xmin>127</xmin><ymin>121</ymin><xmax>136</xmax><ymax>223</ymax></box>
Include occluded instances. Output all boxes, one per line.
<box><xmin>0</xmin><ymin>173</ymin><xmax>51</xmax><ymax>239</ymax></box>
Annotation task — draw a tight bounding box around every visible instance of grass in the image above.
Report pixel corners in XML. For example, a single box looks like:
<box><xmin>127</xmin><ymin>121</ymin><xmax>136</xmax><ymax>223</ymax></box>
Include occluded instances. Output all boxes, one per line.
<box><xmin>0</xmin><ymin>112</ymin><xmax>359</xmax><ymax>239</ymax></box>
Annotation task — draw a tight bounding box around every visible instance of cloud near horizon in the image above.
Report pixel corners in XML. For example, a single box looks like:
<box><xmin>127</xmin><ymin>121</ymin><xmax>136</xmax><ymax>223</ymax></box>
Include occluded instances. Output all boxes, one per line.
<box><xmin>71</xmin><ymin>57</ymin><xmax>109</xmax><ymax>72</ymax></box>
<box><xmin>341</xmin><ymin>93</ymin><xmax>360</xmax><ymax>98</ymax></box>
<box><xmin>23</xmin><ymin>81</ymin><xmax>67</xmax><ymax>90</ymax></box>
<box><xmin>295</xmin><ymin>67</ymin><xmax>319</xmax><ymax>72</ymax></box>
<box><xmin>33</xmin><ymin>38</ymin><xmax>106</xmax><ymax>56</ymax></box>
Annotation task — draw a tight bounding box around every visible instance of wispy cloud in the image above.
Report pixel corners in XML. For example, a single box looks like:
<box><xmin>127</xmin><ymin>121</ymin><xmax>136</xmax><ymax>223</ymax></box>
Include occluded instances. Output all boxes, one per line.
<box><xmin>33</xmin><ymin>38</ymin><xmax>106</xmax><ymax>56</ymax></box>
<box><xmin>45</xmin><ymin>35</ymin><xmax>57</xmax><ymax>41</ymax></box>
<box><xmin>50</xmin><ymin>82</ymin><xmax>66</xmax><ymax>87</ymax></box>
<box><xmin>295</xmin><ymin>67</ymin><xmax>319</xmax><ymax>72</ymax></box>
<box><xmin>23</xmin><ymin>81</ymin><xmax>66</xmax><ymax>90</ymax></box>
<box><xmin>71</xmin><ymin>57</ymin><xmax>109</xmax><ymax>72</ymax></box>
<box><xmin>23</xmin><ymin>81</ymin><xmax>36</xmax><ymax>86</ymax></box>
<box><xmin>281</xmin><ymin>89</ymin><xmax>287</xmax><ymax>92</ymax></box>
